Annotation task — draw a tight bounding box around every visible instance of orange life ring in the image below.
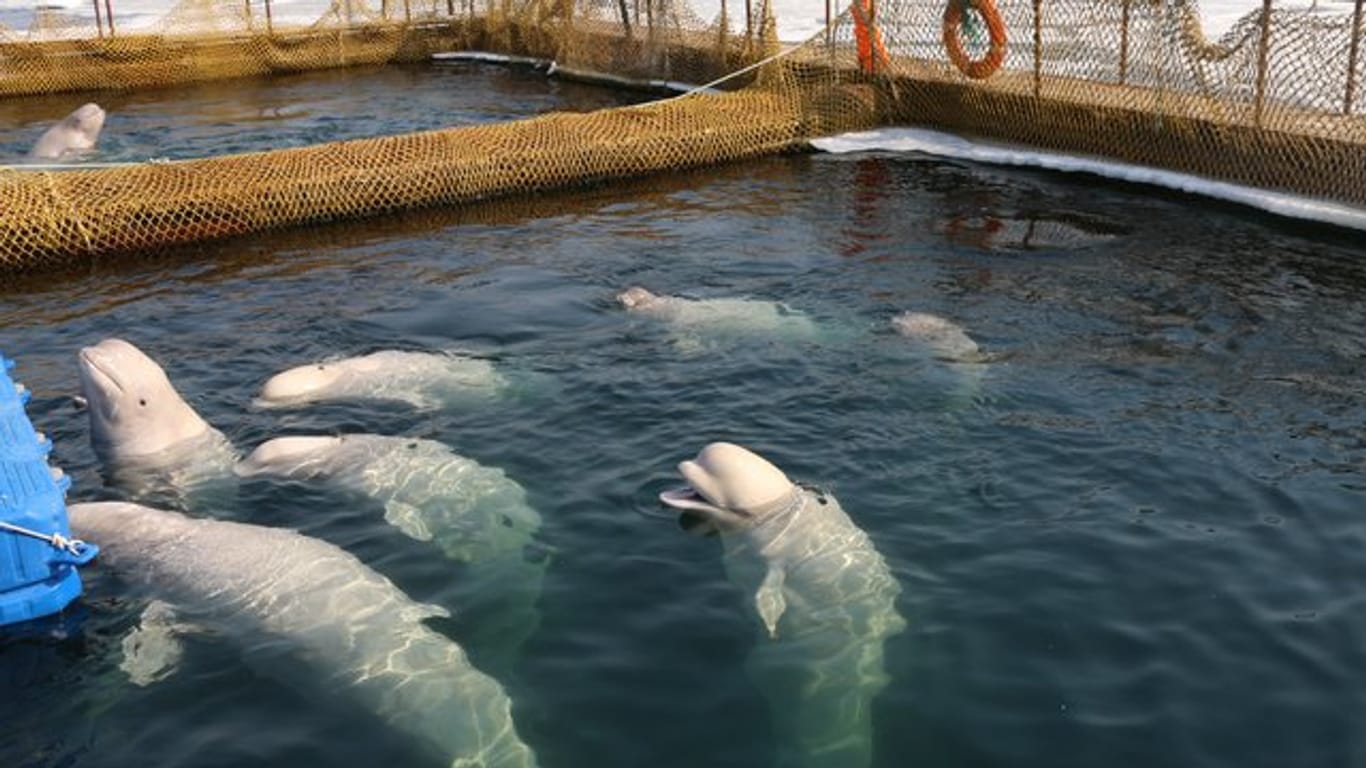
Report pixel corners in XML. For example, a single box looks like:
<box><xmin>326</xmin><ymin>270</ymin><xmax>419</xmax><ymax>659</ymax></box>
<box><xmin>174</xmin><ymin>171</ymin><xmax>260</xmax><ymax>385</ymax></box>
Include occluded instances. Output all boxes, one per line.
<box><xmin>942</xmin><ymin>0</ymin><xmax>1007</xmax><ymax>80</ymax></box>
<box><xmin>851</xmin><ymin>0</ymin><xmax>891</xmax><ymax>76</ymax></box>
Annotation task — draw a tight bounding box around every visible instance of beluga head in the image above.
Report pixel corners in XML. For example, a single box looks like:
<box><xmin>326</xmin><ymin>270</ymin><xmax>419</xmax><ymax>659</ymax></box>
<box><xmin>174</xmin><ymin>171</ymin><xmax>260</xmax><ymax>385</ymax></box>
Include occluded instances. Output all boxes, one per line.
<box><xmin>77</xmin><ymin>338</ymin><xmax>215</xmax><ymax>460</ymax></box>
<box><xmin>30</xmin><ymin>102</ymin><xmax>106</xmax><ymax>160</ymax></box>
<box><xmin>616</xmin><ymin>286</ymin><xmax>660</xmax><ymax>310</ymax></box>
<box><xmin>659</xmin><ymin>442</ymin><xmax>801</xmax><ymax>531</ymax></box>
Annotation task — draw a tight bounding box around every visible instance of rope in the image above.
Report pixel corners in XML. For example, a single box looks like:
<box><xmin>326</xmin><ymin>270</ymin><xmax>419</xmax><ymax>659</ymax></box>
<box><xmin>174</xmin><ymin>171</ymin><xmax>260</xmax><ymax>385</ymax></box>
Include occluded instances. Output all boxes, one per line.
<box><xmin>0</xmin><ymin>519</ymin><xmax>89</xmax><ymax>556</ymax></box>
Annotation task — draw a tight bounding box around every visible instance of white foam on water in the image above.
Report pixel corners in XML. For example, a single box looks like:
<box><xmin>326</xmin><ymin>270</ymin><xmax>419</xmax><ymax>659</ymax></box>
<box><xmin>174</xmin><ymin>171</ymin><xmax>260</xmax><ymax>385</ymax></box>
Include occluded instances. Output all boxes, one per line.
<box><xmin>812</xmin><ymin>127</ymin><xmax>1366</xmax><ymax>231</ymax></box>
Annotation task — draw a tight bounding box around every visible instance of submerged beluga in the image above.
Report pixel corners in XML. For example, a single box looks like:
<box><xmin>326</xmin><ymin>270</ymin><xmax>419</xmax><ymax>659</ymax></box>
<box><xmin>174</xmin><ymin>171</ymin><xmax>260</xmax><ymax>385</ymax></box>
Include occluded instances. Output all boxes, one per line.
<box><xmin>76</xmin><ymin>338</ymin><xmax>238</xmax><ymax>510</ymax></box>
<box><xmin>68</xmin><ymin>501</ymin><xmax>538</xmax><ymax>768</ymax></box>
<box><xmin>235</xmin><ymin>434</ymin><xmax>547</xmax><ymax>668</ymax></box>
<box><xmin>616</xmin><ymin>286</ymin><xmax>820</xmax><ymax>351</ymax></box>
<box><xmin>256</xmin><ymin>350</ymin><xmax>506</xmax><ymax>410</ymax></box>
<box><xmin>660</xmin><ymin>442</ymin><xmax>906</xmax><ymax>768</ymax></box>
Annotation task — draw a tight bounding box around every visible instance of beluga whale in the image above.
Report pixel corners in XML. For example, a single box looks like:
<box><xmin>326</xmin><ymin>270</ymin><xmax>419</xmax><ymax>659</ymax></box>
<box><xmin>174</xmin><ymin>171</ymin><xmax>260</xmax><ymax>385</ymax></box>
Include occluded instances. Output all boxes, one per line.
<box><xmin>30</xmin><ymin>102</ymin><xmax>105</xmax><ymax>160</ymax></box>
<box><xmin>892</xmin><ymin>311</ymin><xmax>990</xmax><ymax>400</ymax></box>
<box><xmin>235</xmin><ymin>434</ymin><xmax>547</xmax><ymax>669</ymax></box>
<box><xmin>255</xmin><ymin>350</ymin><xmax>506</xmax><ymax>410</ymax></box>
<box><xmin>76</xmin><ymin>338</ymin><xmax>238</xmax><ymax>510</ymax></box>
<box><xmin>660</xmin><ymin>442</ymin><xmax>906</xmax><ymax>768</ymax></box>
<box><xmin>616</xmin><ymin>286</ymin><xmax>820</xmax><ymax>351</ymax></box>
<box><xmin>68</xmin><ymin>501</ymin><xmax>539</xmax><ymax>768</ymax></box>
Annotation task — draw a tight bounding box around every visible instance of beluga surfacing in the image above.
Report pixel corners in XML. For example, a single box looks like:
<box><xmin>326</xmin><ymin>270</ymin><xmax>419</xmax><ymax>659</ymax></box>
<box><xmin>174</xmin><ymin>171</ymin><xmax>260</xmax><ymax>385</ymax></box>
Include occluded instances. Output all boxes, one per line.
<box><xmin>76</xmin><ymin>338</ymin><xmax>238</xmax><ymax>509</ymax></box>
<box><xmin>256</xmin><ymin>350</ymin><xmax>506</xmax><ymax>410</ymax></box>
<box><xmin>616</xmin><ymin>286</ymin><xmax>821</xmax><ymax>351</ymax></box>
<box><xmin>68</xmin><ymin>501</ymin><xmax>539</xmax><ymax>767</ymax></box>
<box><xmin>29</xmin><ymin>102</ymin><xmax>105</xmax><ymax>160</ymax></box>
<box><xmin>660</xmin><ymin>442</ymin><xmax>906</xmax><ymax>768</ymax></box>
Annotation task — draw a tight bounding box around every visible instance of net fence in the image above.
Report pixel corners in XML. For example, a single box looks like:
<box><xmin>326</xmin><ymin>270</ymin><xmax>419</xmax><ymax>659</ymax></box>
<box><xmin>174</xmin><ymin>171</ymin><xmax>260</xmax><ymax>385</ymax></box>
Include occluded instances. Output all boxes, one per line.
<box><xmin>0</xmin><ymin>0</ymin><xmax>1362</xmax><ymax>274</ymax></box>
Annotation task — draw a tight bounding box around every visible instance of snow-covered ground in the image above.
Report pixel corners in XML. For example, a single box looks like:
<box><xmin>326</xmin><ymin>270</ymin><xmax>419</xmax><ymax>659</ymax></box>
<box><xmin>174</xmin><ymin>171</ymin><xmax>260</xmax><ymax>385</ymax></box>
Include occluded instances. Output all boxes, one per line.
<box><xmin>0</xmin><ymin>0</ymin><xmax>1330</xmax><ymax>41</ymax></box>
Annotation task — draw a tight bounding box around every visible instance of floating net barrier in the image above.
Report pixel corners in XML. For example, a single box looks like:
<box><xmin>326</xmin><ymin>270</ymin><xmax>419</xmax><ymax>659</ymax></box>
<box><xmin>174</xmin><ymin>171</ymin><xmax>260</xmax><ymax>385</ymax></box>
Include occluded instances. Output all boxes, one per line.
<box><xmin>0</xmin><ymin>0</ymin><xmax>1363</xmax><ymax>275</ymax></box>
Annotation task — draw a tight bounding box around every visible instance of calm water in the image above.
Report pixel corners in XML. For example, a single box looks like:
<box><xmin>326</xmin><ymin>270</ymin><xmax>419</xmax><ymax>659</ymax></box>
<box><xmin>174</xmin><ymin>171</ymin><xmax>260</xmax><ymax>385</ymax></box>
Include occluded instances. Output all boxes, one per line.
<box><xmin>2</xmin><ymin>66</ymin><xmax>1366</xmax><ymax>768</ymax></box>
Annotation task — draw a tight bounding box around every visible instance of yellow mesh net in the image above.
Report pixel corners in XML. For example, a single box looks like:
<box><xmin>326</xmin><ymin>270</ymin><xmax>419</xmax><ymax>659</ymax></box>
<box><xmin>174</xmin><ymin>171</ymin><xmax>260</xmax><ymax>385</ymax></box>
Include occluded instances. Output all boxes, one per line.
<box><xmin>0</xmin><ymin>0</ymin><xmax>1362</xmax><ymax>275</ymax></box>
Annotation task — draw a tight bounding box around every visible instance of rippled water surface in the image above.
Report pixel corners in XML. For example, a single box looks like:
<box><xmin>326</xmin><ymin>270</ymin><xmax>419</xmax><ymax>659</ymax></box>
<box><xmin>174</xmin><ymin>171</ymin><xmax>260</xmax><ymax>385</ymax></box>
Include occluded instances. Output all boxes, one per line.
<box><xmin>2</xmin><ymin>65</ymin><xmax>1366</xmax><ymax>768</ymax></box>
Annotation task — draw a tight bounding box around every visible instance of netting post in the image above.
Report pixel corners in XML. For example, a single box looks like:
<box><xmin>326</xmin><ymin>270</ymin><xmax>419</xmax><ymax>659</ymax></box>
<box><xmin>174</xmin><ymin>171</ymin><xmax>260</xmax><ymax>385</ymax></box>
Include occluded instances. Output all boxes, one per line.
<box><xmin>104</xmin><ymin>0</ymin><xmax>115</xmax><ymax>35</ymax></box>
<box><xmin>824</xmin><ymin>0</ymin><xmax>831</xmax><ymax>47</ymax></box>
<box><xmin>618</xmin><ymin>0</ymin><xmax>632</xmax><ymax>36</ymax></box>
<box><xmin>244</xmin><ymin>0</ymin><xmax>253</xmax><ymax>29</ymax></box>
<box><xmin>1119</xmin><ymin>0</ymin><xmax>1130</xmax><ymax>84</ymax></box>
<box><xmin>404</xmin><ymin>0</ymin><xmax>412</xmax><ymax>22</ymax></box>
<box><xmin>92</xmin><ymin>0</ymin><xmax>104</xmax><ymax>38</ymax></box>
<box><xmin>745</xmin><ymin>0</ymin><xmax>753</xmax><ymax>46</ymax></box>
<box><xmin>1254</xmin><ymin>0</ymin><xmax>1272</xmax><ymax>126</ymax></box>
<box><xmin>265</xmin><ymin>0</ymin><xmax>274</xmax><ymax>34</ymax></box>
<box><xmin>1032</xmin><ymin>0</ymin><xmax>1042</xmax><ymax>97</ymax></box>
<box><xmin>381</xmin><ymin>0</ymin><xmax>388</xmax><ymax>20</ymax></box>
<box><xmin>1346</xmin><ymin>0</ymin><xmax>1364</xmax><ymax>114</ymax></box>
<box><xmin>445</xmin><ymin>0</ymin><xmax>454</xmax><ymax>16</ymax></box>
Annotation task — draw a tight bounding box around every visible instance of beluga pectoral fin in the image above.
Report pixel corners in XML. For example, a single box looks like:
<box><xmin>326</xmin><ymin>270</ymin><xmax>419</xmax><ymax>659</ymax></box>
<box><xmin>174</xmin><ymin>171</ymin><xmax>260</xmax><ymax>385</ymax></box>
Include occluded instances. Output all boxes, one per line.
<box><xmin>755</xmin><ymin>564</ymin><xmax>788</xmax><ymax>639</ymax></box>
<box><xmin>119</xmin><ymin>600</ymin><xmax>199</xmax><ymax>687</ymax></box>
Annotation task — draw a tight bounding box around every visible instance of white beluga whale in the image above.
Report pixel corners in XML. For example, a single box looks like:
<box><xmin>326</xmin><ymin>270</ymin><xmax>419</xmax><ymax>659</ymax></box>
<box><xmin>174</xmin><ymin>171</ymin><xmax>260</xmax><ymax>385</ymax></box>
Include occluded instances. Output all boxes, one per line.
<box><xmin>30</xmin><ymin>102</ymin><xmax>105</xmax><ymax>160</ymax></box>
<box><xmin>256</xmin><ymin>350</ymin><xmax>506</xmax><ymax>410</ymax></box>
<box><xmin>891</xmin><ymin>311</ymin><xmax>987</xmax><ymax>364</ymax></box>
<box><xmin>77</xmin><ymin>338</ymin><xmax>237</xmax><ymax>509</ymax></box>
<box><xmin>236</xmin><ymin>434</ymin><xmax>546</xmax><ymax>669</ymax></box>
<box><xmin>661</xmin><ymin>442</ymin><xmax>906</xmax><ymax>768</ymax></box>
<box><xmin>617</xmin><ymin>286</ymin><xmax>820</xmax><ymax>351</ymax></box>
<box><xmin>892</xmin><ymin>311</ymin><xmax>990</xmax><ymax>400</ymax></box>
<box><xmin>68</xmin><ymin>501</ymin><xmax>538</xmax><ymax>767</ymax></box>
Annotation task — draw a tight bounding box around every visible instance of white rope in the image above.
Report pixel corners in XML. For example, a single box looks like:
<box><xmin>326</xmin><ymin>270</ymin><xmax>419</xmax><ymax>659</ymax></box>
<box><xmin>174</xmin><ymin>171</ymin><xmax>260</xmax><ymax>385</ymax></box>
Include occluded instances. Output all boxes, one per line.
<box><xmin>673</xmin><ymin>42</ymin><xmax>807</xmax><ymax>99</ymax></box>
<box><xmin>0</xmin><ymin>519</ymin><xmax>87</xmax><ymax>555</ymax></box>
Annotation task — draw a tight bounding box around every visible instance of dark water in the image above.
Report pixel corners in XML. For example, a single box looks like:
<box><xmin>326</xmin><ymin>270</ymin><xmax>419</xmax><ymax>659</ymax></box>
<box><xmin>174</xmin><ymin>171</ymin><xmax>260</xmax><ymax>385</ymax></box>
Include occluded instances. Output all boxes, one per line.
<box><xmin>0</xmin><ymin>61</ymin><xmax>645</xmax><ymax>162</ymax></box>
<box><xmin>2</xmin><ymin>74</ymin><xmax>1365</xmax><ymax>768</ymax></box>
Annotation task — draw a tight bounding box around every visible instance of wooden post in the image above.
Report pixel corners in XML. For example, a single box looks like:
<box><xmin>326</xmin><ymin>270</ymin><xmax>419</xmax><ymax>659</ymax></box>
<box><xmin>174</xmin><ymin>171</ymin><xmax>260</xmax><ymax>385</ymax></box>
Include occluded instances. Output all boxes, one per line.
<box><xmin>244</xmin><ymin>0</ymin><xmax>253</xmax><ymax>29</ymax></box>
<box><xmin>745</xmin><ymin>0</ymin><xmax>753</xmax><ymax>44</ymax></box>
<box><xmin>92</xmin><ymin>0</ymin><xmax>104</xmax><ymax>38</ymax></box>
<box><xmin>1119</xmin><ymin>0</ymin><xmax>1130</xmax><ymax>84</ymax></box>
<box><xmin>446</xmin><ymin>0</ymin><xmax>454</xmax><ymax>16</ymax></box>
<box><xmin>265</xmin><ymin>0</ymin><xmax>274</xmax><ymax>34</ymax></box>
<box><xmin>618</xmin><ymin>0</ymin><xmax>632</xmax><ymax>36</ymax></box>
<box><xmin>104</xmin><ymin>0</ymin><xmax>115</xmax><ymax>35</ymax></box>
<box><xmin>1032</xmin><ymin>0</ymin><xmax>1042</xmax><ymax>97</ymax></box>
<box><xmin>825</xmin><ymin>0</ymin><xmax>832</xmax><ymax>47</ymax></box>
<box><xmin>1253</xmin><ymin>0</ymin><xmax>1272</xmax><ymax>126</ymax></box>
<box><xmin>403</xmin><ymin>0</ymin><xmax>411</xmax><ymax>22</ymax></box>
<box><xmin>1346</xmin><ymin>0</ymin><xmax>1364</xmax><ymax>114</ymax></box>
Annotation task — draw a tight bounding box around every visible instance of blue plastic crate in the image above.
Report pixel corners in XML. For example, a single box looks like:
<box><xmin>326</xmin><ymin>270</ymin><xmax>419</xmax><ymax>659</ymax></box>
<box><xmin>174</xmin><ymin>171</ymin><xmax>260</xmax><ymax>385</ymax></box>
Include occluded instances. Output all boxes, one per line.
<box><xmin>0</xmin><ymin>354</ymin><xmax>97</xmax><ymax>628</ymax></box>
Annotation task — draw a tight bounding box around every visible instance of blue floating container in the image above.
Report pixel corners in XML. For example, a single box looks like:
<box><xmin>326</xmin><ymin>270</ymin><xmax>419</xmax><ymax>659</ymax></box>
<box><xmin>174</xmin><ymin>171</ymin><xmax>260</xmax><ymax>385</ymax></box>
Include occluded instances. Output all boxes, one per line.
<box><xmin>0</xmin><ymin>354</ymin><xmax>97</xmax><ymax>628</ymax></box>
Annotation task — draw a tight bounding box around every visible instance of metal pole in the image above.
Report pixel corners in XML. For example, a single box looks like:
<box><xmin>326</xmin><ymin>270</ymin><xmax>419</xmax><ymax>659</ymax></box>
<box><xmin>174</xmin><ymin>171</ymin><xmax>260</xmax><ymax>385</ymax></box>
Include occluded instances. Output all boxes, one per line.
<box><xmin>1253</xmin><ymin>0</ymin><xmax>1272</xmax><ymax>125</ymax></box>
<box><xmin>92</xmin><ymin>0</ymin><xmax>104</xmax><ymax>38</ymax></box>
<box><xmin>1119</xmin><ymin>0</ymin><xmax>1130</xmax><ymax>84</ymax></box>
<box><xmin>1346</xmin><ymin>0</ymin><xmax>1364</xmax><ymax>114</ymax></box>
<box><xmin>104</xmin><ymin>0</ymin><xmax>115</xmax><ymax>35</ymax></box>
<box><xmin>1032</xmin><ymin>0</ymin><xmax>1042</xmax><ymax>97</ymax></box>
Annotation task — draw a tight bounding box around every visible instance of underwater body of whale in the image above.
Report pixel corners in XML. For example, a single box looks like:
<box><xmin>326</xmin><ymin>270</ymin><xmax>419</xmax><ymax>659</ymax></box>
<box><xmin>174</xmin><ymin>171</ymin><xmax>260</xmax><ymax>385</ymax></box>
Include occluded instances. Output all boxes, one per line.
<box><xmin>68</xmin><ymin>501</ymin><xmax>539</xmax><ymax>768</ymax></box>
<box><xmin>236</xmin><ymin>434</ymin><xmax>547</xmax><ymax>666</ymax></box>
<box><xmin>256</xmin><ymin>350</ymin><xmax>505</xmax><ymax>410</ymax></box>
<box><xmin>661</xmin><ymin>442</ymin><xmax>906</xmax><ymax>768</ymax></box>
<box><xmin>30</xmin><ymin>102</ymin><xmax>105</xmax><ymax>160</ymax></box>
<box><xmin>76</xmin><ymin>338</ymin><xmax>238</xmax><ymax>508</ymax></box>
<box><xmin>616</xmin><ymin>286</ymin><xmax>820</xmax><ymax>344</ymax></box>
